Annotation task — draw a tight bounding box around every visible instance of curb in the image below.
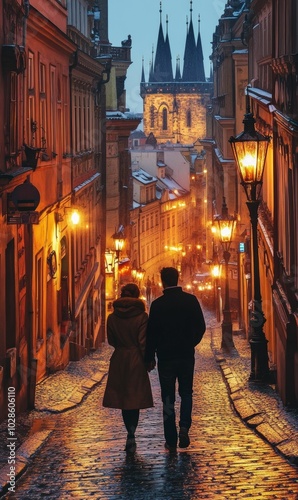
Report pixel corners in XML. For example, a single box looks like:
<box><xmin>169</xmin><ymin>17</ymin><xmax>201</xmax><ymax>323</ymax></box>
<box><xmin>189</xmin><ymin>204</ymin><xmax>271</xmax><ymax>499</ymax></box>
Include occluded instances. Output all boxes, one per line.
<box><xmin>35</xmin><ymin>371</ymin><xmax>106</xmax><ymax>413</ymax></box>
<box><xmin>0</xmin><ymin>370</ymin><xmax>107</xmax><ymax>497</ymax></box>
<box><xmin>215</xmin><ymin>353</ymin><xmax>298</xmax><ymax>466</ymax></box>
<box><xmin>0</xmin><ymin>428</ymin><xmax>53</xmax><ymax>497</ymax></box>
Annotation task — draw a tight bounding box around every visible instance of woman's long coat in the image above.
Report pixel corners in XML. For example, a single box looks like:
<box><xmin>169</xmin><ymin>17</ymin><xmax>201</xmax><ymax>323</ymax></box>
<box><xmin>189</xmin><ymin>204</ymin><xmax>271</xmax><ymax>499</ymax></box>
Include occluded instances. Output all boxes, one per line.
<box><xmin>102</xmin><ymin>297</ymin><xmax>153</xmax><ymax>410</ymax></box>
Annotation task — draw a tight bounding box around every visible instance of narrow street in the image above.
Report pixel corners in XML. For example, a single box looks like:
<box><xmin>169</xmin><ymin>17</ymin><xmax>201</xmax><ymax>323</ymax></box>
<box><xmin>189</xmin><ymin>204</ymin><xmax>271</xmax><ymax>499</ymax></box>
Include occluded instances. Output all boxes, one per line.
<box><xmin>2</xmin><ymin>316</ymin><xmax>298</xmax><ymax>500</ymax></box>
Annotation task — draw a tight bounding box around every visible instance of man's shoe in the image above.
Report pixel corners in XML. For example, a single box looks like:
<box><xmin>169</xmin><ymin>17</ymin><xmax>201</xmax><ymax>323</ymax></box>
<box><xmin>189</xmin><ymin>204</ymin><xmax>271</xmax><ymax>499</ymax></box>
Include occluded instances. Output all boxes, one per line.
<box><xmin>164</xmin><ymin>442</ymin><xmax>177</xmax><ymax>453</ymax></box>
<box><xmin>125</xmin><ymin>437</ymin><xmax>136</xmax><ymax>454</ymax></box>
<box><xmin>179</xmin><ymin>427</ymin><xmax>190</xmax><ymax>448</ymax></box>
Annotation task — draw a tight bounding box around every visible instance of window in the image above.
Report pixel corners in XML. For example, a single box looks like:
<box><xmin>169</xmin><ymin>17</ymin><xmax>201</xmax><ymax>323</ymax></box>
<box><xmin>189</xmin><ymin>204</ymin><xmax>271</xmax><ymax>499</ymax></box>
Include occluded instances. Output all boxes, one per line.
<box><xmin>62</xmin><ymin>75</ymin><xmax>69</xmax><ymax>154</ymax></box>
<box><xmin>150</xmin><ymin>105</ymin><xmax>155</xmax><ymax>128</ymax></box>
<box><xmin>39</xmin><ymin>62</ymin><xmax>46</xmax><ymax>93</ymax></box>
<box><xmin>74</xmin><ymin>94</ymin><xmax>78</xmax><ymax>152</ymax></box>
<box><xmin>39</xmin><ymin>62</ymin><xmax>47</xmax><ymax>149</ymax></box>
<box><xmin>27</xmin><ymin>52</ymin><xmax>35</xmax><ymax>146</ymax></box>
<box><xmin>186</xmin><ymin>110</ymin><xmax>191</xmax><ymax>127</ymax></box>
<box><xmin>50</xmin><ymin>66</ymin><xmax>56</xmax><ymax>156</ymax></box>
<box><xmin>162</xmin><ymin>107</ymin><xmax>168</xmax><ymax>130</ymax></box>
<box><xmin>9</xmin><ymin>74</ymin><xmax>17</xmax><ymax>155</ymax></box>
<box><xmin>28</xmin><ymin>51</ymin><xmax>34</xmax><ymax>90</ymax></box>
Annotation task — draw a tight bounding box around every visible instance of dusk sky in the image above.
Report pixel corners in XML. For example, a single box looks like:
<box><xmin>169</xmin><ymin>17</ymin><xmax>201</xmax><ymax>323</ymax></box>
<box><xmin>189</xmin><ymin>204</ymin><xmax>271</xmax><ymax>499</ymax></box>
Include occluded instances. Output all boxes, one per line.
<box><xmin>109</xmin><ymin>0</ymin><xmax>226</xmax><ymax>113</ymax></box>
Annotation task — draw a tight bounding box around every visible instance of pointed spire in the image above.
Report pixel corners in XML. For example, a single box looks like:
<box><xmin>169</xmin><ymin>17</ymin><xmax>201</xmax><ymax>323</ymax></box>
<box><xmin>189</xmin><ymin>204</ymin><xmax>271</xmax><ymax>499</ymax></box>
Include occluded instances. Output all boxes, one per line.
<box><xmin>149</xmin><ymin>45</ymin><xmax>154</xmax><ymax>82</ymax></box>
<box><xmin>151</xmin><ymin>4</ymin><xmax>173</xmax><ymax>82</ymax></box>
<box><xmin>141</xmin><ymin>56</ymin><xmax>145</xmax><ymax>83</ymax></box>
<box><xmin>182</xmin><ymin>5</ymin><xmax>198</xmax><ymax>81</ymax></box>
<box><xmin>153</xmin><ymin>3</ymin><xmax>165</xmax><ymax>81</ymax></box>
<box><xmin>143</xmin><ymin>1</ymin><xmax>207</xmax><ymax>86</ymax></box>
<box><xmin>164</xmin><ymin>15</ymin><xmax>173</xmax><ymax>81</ymax></box>
<box><xmin>196</xmin><ymin>14</ymin><xmax>205</xmax><ymax>81</ymax></box>
<box><xmin>175</xmin><ymin>56</ymin><xmax>181</xmax><ymax>81</ymax></box>
<box><xmin>209</xmin><ymin>61</ymin><xmax>213</xmax><ymax>82</ymax></box>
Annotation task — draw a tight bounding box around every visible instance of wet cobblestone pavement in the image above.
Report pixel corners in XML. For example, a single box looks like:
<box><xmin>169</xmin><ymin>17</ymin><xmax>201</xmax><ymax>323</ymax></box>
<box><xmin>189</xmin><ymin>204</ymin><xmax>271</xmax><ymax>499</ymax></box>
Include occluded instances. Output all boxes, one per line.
<box><xmin>1</xmin><ymin>311</ymin><xmax>298</xmax><ymax>499</ymax></box>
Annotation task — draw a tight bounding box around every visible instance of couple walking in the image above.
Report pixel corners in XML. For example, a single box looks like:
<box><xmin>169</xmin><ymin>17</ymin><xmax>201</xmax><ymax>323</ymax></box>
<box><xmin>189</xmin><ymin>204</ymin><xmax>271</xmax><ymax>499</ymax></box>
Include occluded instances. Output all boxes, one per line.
<box><xmin>103</xmin><ymin>267</ymin><xmax>206</xmax><ymax>453</ymax></box>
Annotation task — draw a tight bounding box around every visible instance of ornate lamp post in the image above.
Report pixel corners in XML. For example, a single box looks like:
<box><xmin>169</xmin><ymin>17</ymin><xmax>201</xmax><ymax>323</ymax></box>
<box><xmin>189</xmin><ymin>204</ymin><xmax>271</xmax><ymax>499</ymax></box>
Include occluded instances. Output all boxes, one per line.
<box><xmin>229</xmin><ymin>90</ymin><xmax>271</xmax><ymax>381</ymax></box>
<box><xmin>112</xmin><ymin>230</ymin><xmax>125</xmax><ymax>297</ymax></box>
<box><xmin>214</xmin><ymin>198</ymin><xmax>236</xmax><ymax>350</ymax></box>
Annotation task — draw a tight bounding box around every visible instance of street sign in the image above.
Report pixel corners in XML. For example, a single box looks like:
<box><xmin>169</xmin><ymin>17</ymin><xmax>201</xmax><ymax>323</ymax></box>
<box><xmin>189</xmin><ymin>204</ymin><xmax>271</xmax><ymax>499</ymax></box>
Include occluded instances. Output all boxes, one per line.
<box><xmin>239</xmin><ymin>242</ymin><xmax>245</xmax><ymax>253</ymax></box>
<box><xmin>7</xmin><ymin>211</ymin><xmax>39</xmax><ymax>224</ymax></box>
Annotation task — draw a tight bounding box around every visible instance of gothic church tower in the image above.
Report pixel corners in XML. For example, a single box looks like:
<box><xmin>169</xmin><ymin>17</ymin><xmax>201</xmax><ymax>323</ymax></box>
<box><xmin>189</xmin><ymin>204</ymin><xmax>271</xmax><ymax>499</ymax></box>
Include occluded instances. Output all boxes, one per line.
<box><xmin>141</xmin><ymin>1</ymin><xmax>212</xmax><ymax>144</ymax></box>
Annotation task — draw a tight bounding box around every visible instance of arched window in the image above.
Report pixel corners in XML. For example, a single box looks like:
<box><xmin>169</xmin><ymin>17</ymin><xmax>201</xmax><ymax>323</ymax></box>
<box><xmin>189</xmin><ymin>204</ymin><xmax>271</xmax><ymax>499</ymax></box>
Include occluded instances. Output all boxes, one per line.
<box><xmin>162</xmin><ymin>107</ymin><xmax>168</xmax><ymax>130</ymax></box>
<box><xmin>150</xmin><ymin>105</ymin><xmax>155</xmax><ymax>128</ymax></box>
<box><xmin>186</xmin><ymin>109</ymin><xmax>191</xmax><ymax>128</ymax></box>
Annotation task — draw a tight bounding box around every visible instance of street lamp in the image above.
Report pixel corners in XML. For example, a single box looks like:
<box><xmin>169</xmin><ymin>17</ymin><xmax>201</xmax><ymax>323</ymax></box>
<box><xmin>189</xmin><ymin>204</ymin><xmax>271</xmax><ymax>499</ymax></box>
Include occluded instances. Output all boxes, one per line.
<box><xmin>69</xmin><ymin>208</ymin><xmax>80</xmax><ymax>349</ymax></box>
<box><xmin>111</xmin><ymin>229</ymin><xmax>125</xmax><ymax>297</ymax></box>
<box><xmin>136</xmin><ymin>267</ymin><xmax>145</xmax><ymax>289</ymax></box>
<box><xmin>229</xmin><ymin>89</ymin><xmax>271</xmax><ymax>381</ymax></box>
<box><xmin>214</xmin><ymin>198</ymin><xmax>236</xmax><ymax>350</ymax></box>
<box><xmin>210</xmin><ymin>253</ymin><xmax>221</xmax><ymax>322</ymax></box>
<box><xmin>112</xmin><ymin>230</ymin><xmax>125</xmax><ymax>261</ymax></box>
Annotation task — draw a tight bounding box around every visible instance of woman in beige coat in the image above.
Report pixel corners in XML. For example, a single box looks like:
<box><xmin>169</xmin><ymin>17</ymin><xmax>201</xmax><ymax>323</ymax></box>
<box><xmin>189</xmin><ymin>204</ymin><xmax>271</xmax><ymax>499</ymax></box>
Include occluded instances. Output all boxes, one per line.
<box><xmin>103</xmin><ymin>283</ymin><xmax>154</xmax><ymax>453</ymax></box>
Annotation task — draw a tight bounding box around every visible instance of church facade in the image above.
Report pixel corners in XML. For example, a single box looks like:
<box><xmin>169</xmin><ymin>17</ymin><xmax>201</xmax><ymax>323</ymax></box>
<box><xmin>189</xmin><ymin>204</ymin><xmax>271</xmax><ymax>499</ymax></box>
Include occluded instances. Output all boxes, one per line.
<box><xmin>140</xmin><ymin>3</ymin><xmax>212</xmax><ymax>145</ymax></box>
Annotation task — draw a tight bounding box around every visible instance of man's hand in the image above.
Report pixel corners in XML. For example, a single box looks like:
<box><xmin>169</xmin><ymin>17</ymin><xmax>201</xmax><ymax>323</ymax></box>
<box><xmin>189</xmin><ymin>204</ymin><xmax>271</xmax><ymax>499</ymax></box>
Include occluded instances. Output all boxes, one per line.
<box><xmin>145</xmin><ymin>360</ymin><xmax>156</xmax><ymax>372</ymax></box>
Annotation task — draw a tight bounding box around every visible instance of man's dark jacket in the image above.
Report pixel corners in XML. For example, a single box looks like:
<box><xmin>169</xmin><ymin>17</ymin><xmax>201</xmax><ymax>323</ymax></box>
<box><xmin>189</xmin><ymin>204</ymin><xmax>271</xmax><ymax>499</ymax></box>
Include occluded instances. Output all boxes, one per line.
<box><xmin>144</xmin><ymin>286</ymin><xmax>206</xmax><ymax>363</ymax></box>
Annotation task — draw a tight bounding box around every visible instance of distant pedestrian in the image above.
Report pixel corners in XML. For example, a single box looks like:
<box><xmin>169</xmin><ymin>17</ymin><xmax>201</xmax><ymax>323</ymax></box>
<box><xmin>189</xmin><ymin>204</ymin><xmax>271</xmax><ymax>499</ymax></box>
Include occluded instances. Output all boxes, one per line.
<box><xmin>103</xmin><ymin>283</ymin><xmax>153</xmax><ymax>453</ymax></box>
<box><xmin>151</xmin><ymin>277</ymin><xmax>157</xmax><ymax>300</ymax></box>
<box><xmin>146</xmin><ymin>277</ymin><xmax>152</xmax><ymax>304</ymax></box>
<box><xmin>145</xmin><ymin>267</ymin><xmax>206</xmax><ymax>452</ymax></box>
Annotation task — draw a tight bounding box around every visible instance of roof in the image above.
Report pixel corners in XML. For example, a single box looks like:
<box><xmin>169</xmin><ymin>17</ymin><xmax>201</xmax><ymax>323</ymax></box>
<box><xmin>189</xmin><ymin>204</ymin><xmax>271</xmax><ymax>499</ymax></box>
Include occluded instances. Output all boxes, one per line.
<box><xmin>130</xmin><ymin>130</ymin><xmax>146</xmax><ymax>139</ymax></box>
<box><xmin>132</xmin><ymin>168</ymin><xmax>157</xmax><ymax>185</ymax></box>
<box><xmin>157</xmin><ymin>176</ymin><xmax>188</xmax><ymax>199</ymax></box>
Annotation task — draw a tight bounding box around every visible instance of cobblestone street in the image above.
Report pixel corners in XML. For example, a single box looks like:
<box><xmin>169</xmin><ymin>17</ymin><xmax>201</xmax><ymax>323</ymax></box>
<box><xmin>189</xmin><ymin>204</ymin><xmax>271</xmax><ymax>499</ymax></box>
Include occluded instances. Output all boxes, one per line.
<box><xmin>1</xmin><ymin>317</ymin><xmax>298</xmax><ymax>499</ymax></box>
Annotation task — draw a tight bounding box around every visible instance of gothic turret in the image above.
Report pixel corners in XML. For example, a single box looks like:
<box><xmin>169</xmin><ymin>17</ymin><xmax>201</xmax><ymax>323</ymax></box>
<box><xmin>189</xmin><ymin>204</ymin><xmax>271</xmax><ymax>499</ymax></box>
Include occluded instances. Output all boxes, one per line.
<box><xmin>196</xmin><ymin>15</ymin><xmax>205</xmax><ymax>82</ymax></box>
<box><xmin>175</xmin><ymin>56</ymin><xmax>182</xmax><ymax>81</ymax></box>
<box><xmin>151</xmin><ymin>3</ymin><xmax>173</xmax><ymax>82</ymax></box>
<box><xmin>182</xmin><ymin>6</ymin><xmax>198</xmax><ymax>81</ymax></box>
<box><xmin>164</xmin><ymin>16</ymin><xmax>173</xmax><ymax>81</ymax></box>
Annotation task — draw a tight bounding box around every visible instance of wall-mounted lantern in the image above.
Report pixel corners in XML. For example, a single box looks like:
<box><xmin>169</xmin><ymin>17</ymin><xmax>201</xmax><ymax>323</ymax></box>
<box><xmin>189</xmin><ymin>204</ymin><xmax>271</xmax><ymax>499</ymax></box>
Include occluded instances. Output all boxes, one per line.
<box><xmin>47</xmin><ymin>250</ymin><xmax>57</xmax><ymax>279</ymax></box>
<box><xmin>22</xmin><ymin>144</ymin><xmax>43</xmax><ymax>170</ymax></box>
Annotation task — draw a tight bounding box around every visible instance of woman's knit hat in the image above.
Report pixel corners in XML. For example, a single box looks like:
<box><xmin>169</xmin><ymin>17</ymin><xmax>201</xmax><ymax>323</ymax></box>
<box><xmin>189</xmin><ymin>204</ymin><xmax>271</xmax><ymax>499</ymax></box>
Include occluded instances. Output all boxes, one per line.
<box><xmin>120</xmin><ymin>283</ymin><xmax>140</xmax><ymax>298</ymax></box>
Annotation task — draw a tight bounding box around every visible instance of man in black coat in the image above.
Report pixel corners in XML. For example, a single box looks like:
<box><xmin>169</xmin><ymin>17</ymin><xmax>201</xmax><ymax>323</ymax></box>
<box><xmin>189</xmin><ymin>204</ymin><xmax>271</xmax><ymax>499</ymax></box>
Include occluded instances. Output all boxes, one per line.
<box><xmin>145</xmin><ymin>267</ymin><xmax>206</xmax><ymax>452</ymax></box>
